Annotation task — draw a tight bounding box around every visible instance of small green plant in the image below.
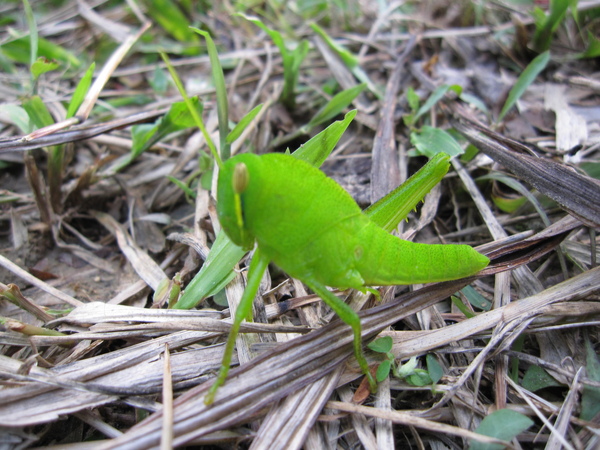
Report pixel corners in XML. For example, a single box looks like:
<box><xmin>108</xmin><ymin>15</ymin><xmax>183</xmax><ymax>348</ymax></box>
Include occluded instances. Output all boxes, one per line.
<box><xmin>239</xmin><ymin>14</ymin><xmax>309</xmax><ymax>109</ymax></box>
<box><xmin>367</xmin><ymin>336</ymin><xmax>444</xmax><ymax>386</ymax></box>
<box><xmin>532</xmin><ymin>0</ymin><xmax>570</xmax><ymax>53</ymax></box>
<box><xmin>403</xmin><ymin>85</ymin><xmax>465</xmax><ymax>158</ymax></box>
<box><xmin>497</xmin><ymin>51</ymin><xmax>550</xmax><ymax>122</ymax></box>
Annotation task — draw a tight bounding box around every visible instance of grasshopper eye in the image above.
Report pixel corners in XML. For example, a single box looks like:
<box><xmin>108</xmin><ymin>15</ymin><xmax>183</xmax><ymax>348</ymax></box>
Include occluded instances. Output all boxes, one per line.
<box><xmin>233</xmin><ymin>163</ymin><xmax>249</xmax><ymax>194</ymax></box>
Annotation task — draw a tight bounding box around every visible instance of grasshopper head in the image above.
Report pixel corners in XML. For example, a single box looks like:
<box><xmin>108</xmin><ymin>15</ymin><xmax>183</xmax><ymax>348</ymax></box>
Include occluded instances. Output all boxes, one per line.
<box><xmin>217</xmin><ymin>156</ymin><xmax>255</xmax><ymax>250</ymax></box>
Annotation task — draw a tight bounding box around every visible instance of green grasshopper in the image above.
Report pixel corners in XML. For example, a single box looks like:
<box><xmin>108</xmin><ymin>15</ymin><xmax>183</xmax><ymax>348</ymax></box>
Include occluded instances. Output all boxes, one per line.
<box><xmin>204</xmin><ymin>151</ymin><xmax>489</xmax><ymax>405</ymax></box>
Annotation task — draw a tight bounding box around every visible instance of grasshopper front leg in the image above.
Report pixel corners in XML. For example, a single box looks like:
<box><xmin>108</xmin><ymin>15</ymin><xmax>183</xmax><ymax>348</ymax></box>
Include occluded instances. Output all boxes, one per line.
<box><xmin>204</xmin><ymin>248</ymin><xmax>270</xmax><ymax>405</ymax></box>
<box><xmin>303</xmin><ymin>279</ymin><xmax>377</xmax><ymax>393</ymax></box>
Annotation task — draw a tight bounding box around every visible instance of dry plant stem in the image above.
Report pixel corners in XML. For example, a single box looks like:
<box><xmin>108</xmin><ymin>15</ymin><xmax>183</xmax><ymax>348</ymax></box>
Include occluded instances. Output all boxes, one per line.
<box><xmin>326</xmin><ymin>401</ymin><xmax>511</xmax><ymax>448</ymax></box>
<box><xmin>75</xmin><ymin>21</ymin><xmax>150</xmax><ymax>120</ymax></box>
<box><xmin>370</xmin><ymin>36</ymin><xmax>416</xmax><ymax>204</ymax></box>
<box><xmin>249</xmin><ymin>366</ymin><xmax>344</xmax><ymax>450</ymax></box>
<box><xmin>375</xmin><ymin>376</ymin><xmax>394</xmax><ymax>449</ymax></box>
<box><xmin>93</xmin><ymin>211</ymin><xmax>167</xmax><ymax>290</ymax></box>
<box><xmin>23</xmin><ymin>153</ymin><xmax>52</xmax><ymax>227</ymax></box>
<box><xmin>546</xmin><ymin>368</ymin><xmax>583</xmax><ymax>450</ymax></box>
<box><xmin>161</xmin><ymin>344</ymin><xmax>174</xmax><ymax>450</ymax></box>
<box><xmin>0</xmin><ymin>108</ymin><xmax>168</xmax><ymax>154</ymax></box>
<box><xmin>0</xmin><ymin>282</ymin><xmax>54</xmax><ymax>322</ymax></box>
<box><xmin>0</xmin><ymin>254</ymin><xmax>83</xmax><ymax>307</ymax></box>
<box><xmin>338</xmin><ymin>386</ymin><xmax>377</xmax><ymax>449</ymax></box>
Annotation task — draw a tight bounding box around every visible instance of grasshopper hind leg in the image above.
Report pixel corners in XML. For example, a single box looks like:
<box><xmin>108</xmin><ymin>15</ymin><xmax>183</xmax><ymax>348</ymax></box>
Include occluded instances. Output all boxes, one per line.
<box><xmin>304</xmin><ymin>279</ymin><xmax>377</xmax><ymax>393</ymax></box>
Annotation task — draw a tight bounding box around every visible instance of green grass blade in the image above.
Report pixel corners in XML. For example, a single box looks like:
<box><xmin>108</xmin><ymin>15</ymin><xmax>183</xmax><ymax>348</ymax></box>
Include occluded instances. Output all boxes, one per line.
<box><xmin>1</xmin><ymin>105</ymin><xmax>31</xmax><ymax>134</ymax></box>
<box><xmin>22</xmin><ymin>95</ymin><xmax>63</xmax><ymax>211</ymax></box>
<box><xmin>144</xmin><ymin>0</ymin><xmax>199</xmax><ymax>45</ymax></box>
<box><xmin>1</xmin><ymin>36</ymin><xmax>80</xmax><ymax>68</ymax></box>
<box><xmin>191</xmin><ymin>28</ymin><xmax>230</xmax><ymax>160</ymax></box>
<box><xmin>160</xmin><ymin>51</ymin><xmax>221</xmax><ymax>167</ymax></box>
<box><xmin>226</xmin><ymin>104</ymin><xmax>263</xmax><ymax>144</ymax></box>
<box><xmin>292</xmin><ymin>110</ymin><xmax>356</xmax><ymax>168</ymax></box>
<box><xmin>22</xmin><ymin>95</ymin><xmax>54</xmax><ymax>128</ymax></box>
<box><xmin>174</xmin><ymin>231</ymin><xmax>245</xmax><ymax>309</ymax></box>
<box><xmin>414</xmin><ymin>85</ymin><xmax>462</xmax><ymax>122</ymax></box>
<box><xmin>66</xmin><ymin>62</ymin><xmax>95</xmax><ymax>119</ymax></box>
<box><xmin>576</xmin><ymin>30</ymin><xmax>600</xmax><ymax>59</ymax></box>
<box><xmin>533</xmin><ymin>0</ymin><xmax>569</xmax><ymax>52</ymax></box>
<box><xmin>498</xmin><ymin>51</ymin><xmax>550</xmax><ymax>122</ymax></box>
<box><xmin>478</xmin><ymin>172</ymin><xmax>551</xmax><ymax>227</ymax></box>
<box><xmin>239</xmin><ymin>14</ymin><xmax>308</xmax><ymax>109</ymax></box>
<box><xmin>22</xmin><ymin>0</ymin><xmax>37</xmax><ymax>74</ymax></box>
<box><xmin>310</xmin><ymin>22</ymin><xmax>358</xmax><ymax>68</ymax></box>
<box><xmin>307</xmin><ymin>83</ymin><xmax>366</xmax><ymax>129</ymax></box>
<box><xmin>166</xmin><ymin>175</ymin><xmax>197</xmax><ymax>199</ymax></box>
<box><xmin>310</xmin><ymin>23</ymin><xmax>381</xmax><ymax>98</ymax></box>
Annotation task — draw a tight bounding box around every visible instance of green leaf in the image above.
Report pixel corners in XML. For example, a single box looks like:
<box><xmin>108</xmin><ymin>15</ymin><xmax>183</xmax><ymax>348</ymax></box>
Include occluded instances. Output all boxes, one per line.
<box><xmin>406</xmin><ymin>87</ymin><xmax>420</xmax><ymax>112</ymax></box>
<box><xmin>226</xmin><ymin>104</ymin><xmax>263</xmax><ymax>144</ymax></box>
<box><xmin>136</xmin><ymin>98</ymin><xmax>202</xmax><ymax>155</ymax></box>
<box><xmin>310</xmin><ymin>23</ymin><xmax>381</xmax><ymax>99</ymax></box>
<box><xmin>581</xmin><ymin>336</ymin><xmax>600</xmax><ymax>421</ymax></box>
<box><xmin>310</xmin><ymin>22</ymin><xmax>358</xmax><ymax>68</ymax></box>
<box><xmin>491</xmin><ymin>192</ymin><xmax>528</xmax><ymax>214</ymax></box>
<box><xmin>414</xmin><ymin>85</ymin><xmax>459</xmax><ymax>121</ymax></box>
<box><xmin>22</xmin><ymin>95</ymin><xmax>54</xmax><ymax>128</ymax></box>
<box><xmin>0</xmin><ymin>105</ymin><xmax>32</xmax><ymax>134</ymax></box>
<box><xmin>149</xmin><ymin>66</ymin><xmax>170</xmax><ymax>94</ymax></box>
<box><xmin>174</xmin><ymin>230</ymin><xmax>245</xmax><ymax>309</ymax></box>
<box><xmin>376</xmin><ymin>360</ymin><xmax>392</xmax><ymax>382</ymax></box>
<box><xmin>426</xmin><ymin>354</ymin><xmax>443</xmax><ymax>384</ymax></box>
<box><xmin>23</xmin><ymin>0</ymin><xmax>37</xmax><ymax>70</ymax></box>
<box><xmin>471</xmin><ymin>409</ymin><xmax>533</xmax><ymax>450</ymax></box>
<box><xmin>1</xmin><ymin>36</ymin><xmax>80</xmax><ymax>68</ymax></box>
<box><xmin>410</xmin><ymin>126</ymin><xmax>464</xmax><ymax>158</ymax></box>
<box><xmin>167</xmin><ymin>175</ymin><xmax>197</xmax><ymax>199</ymax></box>
<box><xmin>292</xmin><ymin>110</ymin><xmax>356</xmax><ymax>168</ymax></box>
<box><xmin>576</xmin><ymin>30</ymin><xmax>600</xmax><ymax>59</ymax></box>
<box><xmin>307</xmin><ymin>83</ymin><xmax>366</xmax><ymax>128</ymax></box>
<box><xmin>191</xmin><ymin>28</ymin><xmax>230</xmax><ymax>159</ymax></box>
<box><xmin>498</xmin><ymin>51</ymin><xmax>550</xmax><ymax>122</ymax></box>
<box><xmin>66</xmin><ymin>62</ymin><xmax>95</xmax><ymax>119</ymax></box>
<box><xmin>144</xmin><ymin>0</ymin><xmax>199</xmax><ymax>44</ymax></box>
<box><xmin>451</xmin><ymin>295</ymin><xmax>476</xmax><ymax>318</ymax></box>
<box><xmin>460</xmin><ymin>92</ymin><xmax>489</xmax><ymax>116</ymax></box>
<box><xmin>581</xmin><ymin>162</ymin><xmax>600</xmax><ymax>180</ymax></box>
<box><xmin>31</xmin><ymin>57</ymin><xmax>59</xmax><ymax>79</ymax></box>
<box><xmin>460</xmin><ymin>285</ymin><xmax>492</xmax><ymax>311</ymax></box>
<box><xmin>521</xmin><ymin>365</ymin><xmax>562</xmax><ymax>392</ymax></box>
<box><xmin>533</xmin><ymin>0</ymin><xmax>569</xmax><ymax>52</ymax></box>
<box><xmin>407</xmin><ymin>370</ymin><xmax>432</xmax><ymax>386</ymax></box>
<box><xmin>367</xmin><ymin>336</ymin><xmax>393</xmax><ymax>353</ymax></box>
